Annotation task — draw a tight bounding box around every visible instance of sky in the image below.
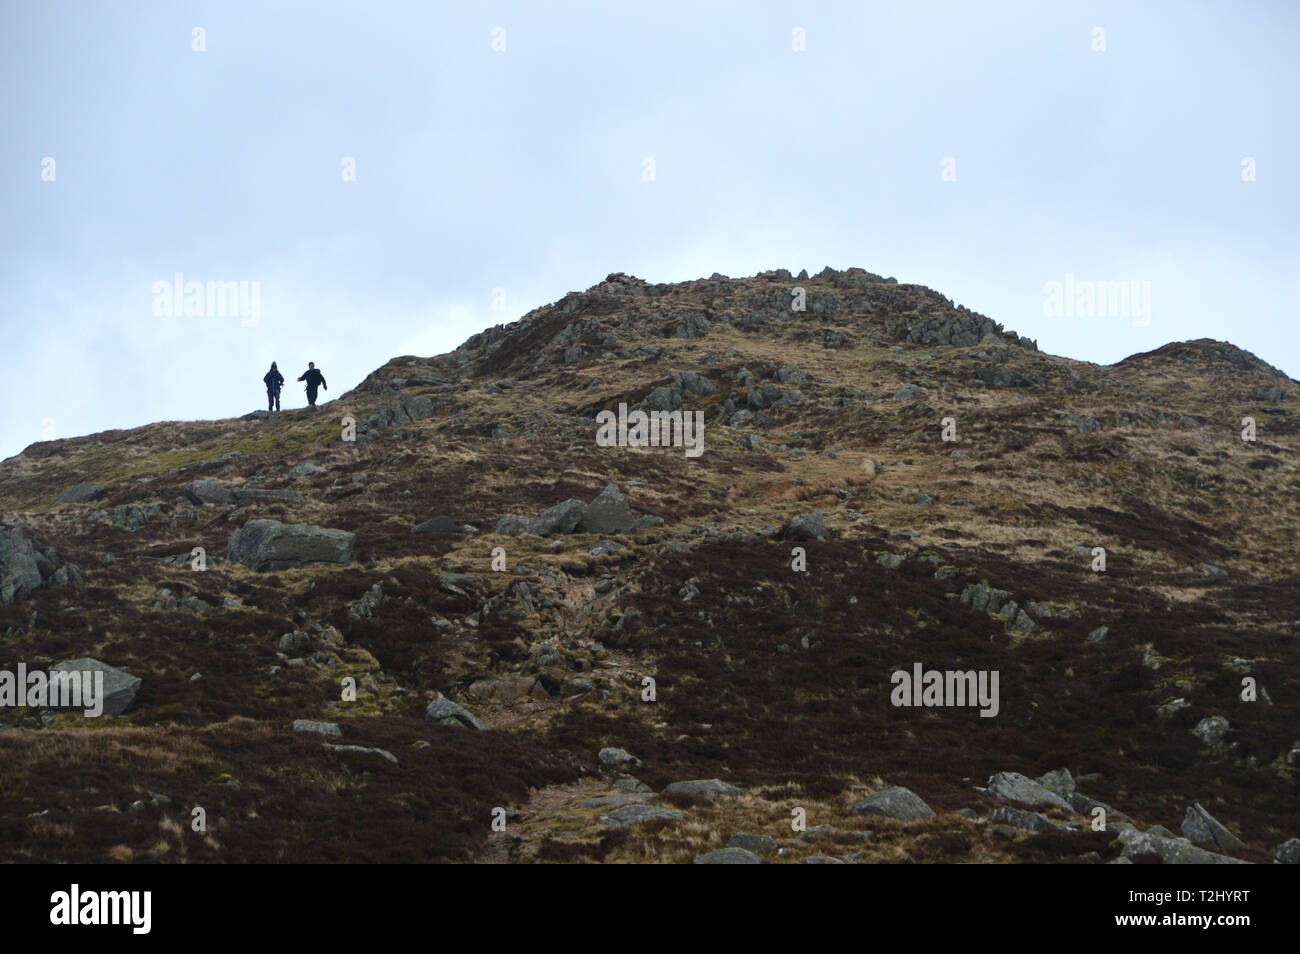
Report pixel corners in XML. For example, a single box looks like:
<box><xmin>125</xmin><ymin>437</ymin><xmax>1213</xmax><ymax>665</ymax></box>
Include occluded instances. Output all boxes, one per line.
<box><xmin>2</xmin><ymin>0</ymin><xmax>1297</xmax><ymax>460</ymax></box>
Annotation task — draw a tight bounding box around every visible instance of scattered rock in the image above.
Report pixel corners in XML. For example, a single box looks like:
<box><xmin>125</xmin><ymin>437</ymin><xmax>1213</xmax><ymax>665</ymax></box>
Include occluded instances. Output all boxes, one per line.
<box><xmin>727</xmin><ymin>832</ymin><xmax>778</xmax><ymax>855</ymax></box>
<box><xmin>412</xmin><ymin>516</ymin><xmax>458</xmax><ymax>533</ymax></box>
<box><xmin>1191</xmin><ymin>715</ymin><xmax>1230</xmax><ymax>746</ymax></box>
<box><xmin>662</xmin><ymin>779</ymin><xmax>742</xmax><ymax>796</ymax></box>
<box><xmin>293</xmin><ymin>719</ymin><xmax>341</xmax><ymax>738</ymax></box>
<box><xmin>1181</xmin><ymin>803</ymin><xmax>1244</xmax><ymax>850</ymax></box>
<box><xmin>598</xmin><ymin>747</ymin><xmax>641</xmax><ymax>767</ymax></box>
<box><xmin>694</xmin><ymin>847</ymin><xmax>761</xmax><ymax>864</ymax></box>
<box><xmin>226</xmin><ymin>519</ymin><xmax>355</xmax><ymax>571</ymax></box>
<box><xmin>988</xmin><ymin>805</ymin><xmax>1060</xmax><ymax>831</ymax></box>
<box><xmin>425</xmin><ymin>694</ymin><xmax>488</xmax><ymax>729</ymax></box>
<box><xmin>577</xmin><ymin>485</ymin><xmax>639</xmax><ymax>534</ymax></box>
<box><xmin>49</xmin><ymin>658</ymin><xmax>141</xmax><ymax>715</ymax></box>
<box><xmin>850</xmin><ymin>786</ymin><xmax>934</xmax><ymax>820</ymax></box>
<box><xmin>53</xmin><ymin>482</ymin><xmax>107</xmax><ymax>504</ymax></box>
<box><xmin>182</xmin><ymin>479</ymin><xmax>235</xmax><ymax>506</ymax></box>
<box><xmin>599</xmin><ymin>804</ymin><xmax>683</xmax><ymax>827</ymax></box>
<box><xmin>783</xmin><ymin>511</ymin><xmax>828</xmax><ymax>542</ymax></box>
<box><xmin>984</xmin><ymin>772</ymin><xmax>1072</xmax><ymax>811</ymax></box>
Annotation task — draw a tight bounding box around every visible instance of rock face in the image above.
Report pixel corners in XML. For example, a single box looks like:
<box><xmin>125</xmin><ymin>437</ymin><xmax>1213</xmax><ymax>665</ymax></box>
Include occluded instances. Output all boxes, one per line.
<box><xmin>849</xmin><ymin>786</ymin><xmax>935</xmax><ymax>820</ymax></box>
<box><xmin>50</xmin><ymin>658</ymin><xmax>141</xmax><ymax>715</ymax></box>
<box><xmin>53</xmin><ymin>482</ymin><xmax>107</xmax><ymax>504</ymax></box>
<box><xmin>0</xmin><ymin>526</ymin><xmax>43</xmax><ymax>604</ymax></box>
<box><xmin>226</xmin><ymin>519</ymin><xmax>355</xmax><ymax>571</ymax></box>
<box><xmin>1181</xmin><ymin>803</ymin><xmax>1244</xmax><ymax>850</ymax></box>
<box><xmin>424</xmin><ymin>694</ymin><xmax>488</xmax><ymax>729</ymax></box>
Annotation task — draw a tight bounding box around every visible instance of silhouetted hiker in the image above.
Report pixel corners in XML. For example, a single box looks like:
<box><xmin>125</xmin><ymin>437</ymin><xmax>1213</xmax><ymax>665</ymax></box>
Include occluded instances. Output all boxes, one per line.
<box><xmin>263</xmin><ymin>361</ymin><xmax>284</xmax><ymax>412</ymax></box>
<box><xmin>298</xmin><ymin>362</ymin><xmax>327</xmax><ymax>408</ymax></box>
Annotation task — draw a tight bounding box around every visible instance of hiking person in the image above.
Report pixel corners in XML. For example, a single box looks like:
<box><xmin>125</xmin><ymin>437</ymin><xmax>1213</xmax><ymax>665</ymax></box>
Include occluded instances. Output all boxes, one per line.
<box><xmin>263</xmin><ymin>361</ymin><xmax>284</xmax><ymax>412</ymax></box>
<box><xmin>298</xmin><ymin>362</ymin><xmax>327</xmax><ymax>408</ymax></box>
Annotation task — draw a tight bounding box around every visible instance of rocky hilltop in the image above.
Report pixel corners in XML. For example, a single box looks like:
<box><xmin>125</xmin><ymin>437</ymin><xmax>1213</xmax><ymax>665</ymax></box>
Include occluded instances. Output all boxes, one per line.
<box><xmin>1</xmin><ymin>267</ymin><xmax>1297</xmax><ymax>864</ymax></box>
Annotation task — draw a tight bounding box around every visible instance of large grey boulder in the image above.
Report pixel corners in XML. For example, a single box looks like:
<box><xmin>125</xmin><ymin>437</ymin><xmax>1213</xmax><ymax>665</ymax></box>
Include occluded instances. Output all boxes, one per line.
<box><xmin>850</xmin><ymin>786</ymin><xmax>935</xmax><ymax>821</ymax></box>
<box><xmin>782</xmin><ymin>511</ymin><xmax>828</xmax><ymax>542</ymax></box>
<box><xmin>694</xmin><ymin>847</ymin><xmax>761</xmax><ymax>864</ymax></box>
<box><xmin>1275</xmin><ymin>838</ymin><xmax>1300</xmax><ymax>864</ymax></box>
<box><xmin>728</xmin><ymin>832</ymin><xmax>779</xmax><ymax>855</ymax></box>
<box><xmin>577</xmin><ymin>485</ymin><xmax>639</xmax><ymax>534</ymax></box>
<box><xmin>425</xmin><ymin>694</ymin><xmax>487</xmax><ymax>729</ymax></box>
<box><xmin>600</xmin><ymin>804</ymin><xmax>684</xmax><ymax>827</ymax></box>
<box><xmin>53</xmin><ymin>482</ymin><xmax>107</xmax><ymax>504</ymax></box>
<box><xmin>182</xmin><ymin>479</ymin><xmax>235</xmax><ymax>506</ymax></box>
<box><xmin>493</xmin><ymin>514</ymin><xmax>539</xmax><ymax>536</ymax></box>
<box><xmin>226</xmin><ymin>519</ymin><xmax>355</xmax><ymax>571</ymax></box>
<box><xmin>0</xmin><ymin>526</ymin><xmax>43</xmax><ymax>605</ymax></box>
<box><xmin>984</xmin><ymin>772</ymin><xmax>1072</xmax><ymax>811</ymax></box>
<box><xmin>50</xmin><ymin>658</ymin><xmax>141</xmax><ymax>715</ymax></box>
<box><xmin>1039</xmin><ymin>768</ymin><xmax>1076</xmax><ymax>797</ymax></box>
<box><xmin>1181</xmin><ymin>803</ymin><xmax>1244</xmax><ymax>850</ymax></box>
<box><xmin>535</xmin><ymin>499</ymin><xmax>587</xmax><ymax>535</ymax></box>
<box><xmin>1120</xmin><ymin>831</ymin><xmax>1248</xmax><ymax>864</ymax></box>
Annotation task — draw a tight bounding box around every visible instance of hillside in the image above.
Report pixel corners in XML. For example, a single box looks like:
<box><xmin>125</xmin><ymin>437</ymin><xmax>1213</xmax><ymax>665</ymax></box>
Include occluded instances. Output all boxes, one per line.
<box><xmin>1</xmin><ymin>266</ymin><xmax>1297</xmax><ymax>864</ymax></box>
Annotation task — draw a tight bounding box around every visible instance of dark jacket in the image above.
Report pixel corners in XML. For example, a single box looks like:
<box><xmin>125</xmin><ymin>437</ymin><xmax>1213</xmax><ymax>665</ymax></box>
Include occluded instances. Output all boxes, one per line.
<box><xmin>263</xmin><ymin>368</ymin><xmax>284</xmax><ymax>393</ymax></box>
<box><xmin>298</xmin><ymin>368</ymin><xmax>326</xmax><ymax>389</ymax></box>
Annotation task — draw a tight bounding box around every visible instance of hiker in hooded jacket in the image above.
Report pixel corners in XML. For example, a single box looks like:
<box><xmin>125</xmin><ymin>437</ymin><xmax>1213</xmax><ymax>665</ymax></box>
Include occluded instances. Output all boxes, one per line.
<box><xmin>298</xmin><ymin>362</ymin><xmax>327</xmax><ymax>408</ymax></box>
<box><xmin>263</xmin><ymin>361</ymin><xmax>284</xmax><ymax>412</ymax></box>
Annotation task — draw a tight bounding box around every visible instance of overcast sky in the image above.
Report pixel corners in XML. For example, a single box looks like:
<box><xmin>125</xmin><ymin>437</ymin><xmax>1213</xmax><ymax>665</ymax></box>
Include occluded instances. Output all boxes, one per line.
<box><xmin>2</xmin><ymin>1</ymin><xmax>1296</xmax><ymax>460</ymax></box>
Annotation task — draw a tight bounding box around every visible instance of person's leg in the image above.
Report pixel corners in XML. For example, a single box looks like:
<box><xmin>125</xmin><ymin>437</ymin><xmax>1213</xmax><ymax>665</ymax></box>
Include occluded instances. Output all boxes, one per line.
<box><xmin>268</xmin><ymin>389</ymin><xmax>274</xmax><ymax>411</ymax></box>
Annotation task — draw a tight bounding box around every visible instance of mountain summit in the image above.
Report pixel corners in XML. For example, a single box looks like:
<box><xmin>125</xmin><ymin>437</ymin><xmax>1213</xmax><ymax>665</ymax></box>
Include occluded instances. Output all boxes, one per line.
<box><xmin>1</xmin><ymin>267</ymin><xmax>1297</xmax><ymax>864</ymax></box>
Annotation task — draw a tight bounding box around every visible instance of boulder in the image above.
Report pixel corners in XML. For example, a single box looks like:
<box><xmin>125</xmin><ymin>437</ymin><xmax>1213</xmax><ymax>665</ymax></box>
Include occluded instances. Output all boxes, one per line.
<box><xmin>1181</xmin><ymin>803</ymin><xmax>1244</xmax><ymax>850</ymax></box>
<box><xmin>984</xmin><ymin>772</ymin><xmax>1072</xmax><ymax>811</ymax></box>
<box><xmin>1192</xmin><ymin>715</ymin><xmax>1230</xmax><ymax>746</ymax></box>
<box><xmin>727</xmin><ymin>832</ymin><xmax>779</xmax><ymax>855</ymax></box>
<box><xmin>425</xmin><ymin>694</ymin><xmax>487</xmax><ymax>729</ymax></box>
<box><xmin>330</xmin><ymin>745</ymin><xmax>399</xmax><ymax>770</ymax></box>
<box><xmin>662</xmin><ymin>779</ymin><xmax>742</xmax><ymax>796</ymax></box>
<box><xmin>226</xmin><ymin>519</ymin><xmax>355</xmax><ymax>572</ymax></box>
<box><xmin>598</xmin><ymin>746</ymin><xmax>641</xmax><ymax>767</ymax></box>
<box><xmin>535</xmin><ymin>499</ymin><xmax>587</xmax><ymax>535</ymax></box>
<box><xmin>577</xmin><ymin>485</ymin><xmax>639</xmax><ymax>534</ymax></box>
<box><xmin>850</xmin><ymin>786</ymin><xmax>935</xmax><ymax>821</ymax></box>
<box><xmin>1038</xmin><ymin>768</ymin><xmax>1076</xmax><ymax>797</ymax></box>
<box><xmin>50</xmin><ymin>658</ymin><xmax>141</xmax><ymax>715</ymax></box>
<box><xmin>782</xmin><ymin>511</ymin><xmax>828</xmax><ymax>542</ymax></box>
<box><xmin>182</xmin><ymin>479</ymin><xmax>235</xmax><ymax>506</ymax></box>
<box><xmin>412</xmin><ymin>516</ymin><xmax>458</xmax><ymax>533</ymax></box>
<box><xmin>0</xmin><ymin>526</ymin><xmax>43</xmax><ymax>605</ymax></box>
<box><xmin>1275</xmin><ymin>838</ymin><xmax>1300</xmax><ymax>864</ymax></box>
<box><xmin>289</xmin><ymin>462</ymin><xmax>325</xmax><ymax>478</ymax></box>
<box><xmin>53</xmin><ymin>482</ymin><xmax>107</xmax><ymax>504</ymax></box>
<box><xmin>292</xmin><ymin>720</ymin><xmax>341</xmax><ymax>738</ymax></box>
<box><xmin>599</xmin><ymin>804</ymin><xmax>684</xmax><ymax>827</ymax></box>
<box><xmin>1120</xmin><ymin>831</ymin><xmax>1248</xmax><ymax>864</ymax></box>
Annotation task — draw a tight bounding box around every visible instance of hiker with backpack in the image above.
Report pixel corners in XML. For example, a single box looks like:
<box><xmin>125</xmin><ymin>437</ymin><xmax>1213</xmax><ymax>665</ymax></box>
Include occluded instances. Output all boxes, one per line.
<box><xmin>263</xmin><ymin>361</ymin><xmax>284</xmax><ymax>412</ymax></box>
<box><xmin>298</xmin><ymin>362</ymin><xmax>327</xmax><ymax>408</ymax></box>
